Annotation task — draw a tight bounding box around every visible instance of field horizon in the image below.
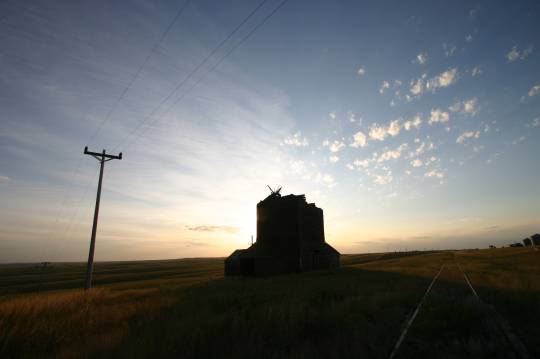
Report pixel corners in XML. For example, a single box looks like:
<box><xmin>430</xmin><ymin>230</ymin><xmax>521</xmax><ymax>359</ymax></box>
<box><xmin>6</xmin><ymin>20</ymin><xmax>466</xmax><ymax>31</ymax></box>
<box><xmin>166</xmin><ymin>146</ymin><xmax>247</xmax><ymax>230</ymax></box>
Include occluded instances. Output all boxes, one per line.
<box><xmin>1</xmin><ymin>247</ymin><xmax>539</xmax><ymax>358</ymax></box>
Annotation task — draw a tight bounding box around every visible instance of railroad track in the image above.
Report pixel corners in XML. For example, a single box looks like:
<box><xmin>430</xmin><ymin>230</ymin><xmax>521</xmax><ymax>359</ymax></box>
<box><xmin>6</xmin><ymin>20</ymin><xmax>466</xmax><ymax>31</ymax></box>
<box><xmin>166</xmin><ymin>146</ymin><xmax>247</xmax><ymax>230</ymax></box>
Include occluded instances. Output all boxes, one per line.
<box><xmin>389</xmin><ymin>258</ymin><xmax>531</xmax><ymax>359</ymax></box>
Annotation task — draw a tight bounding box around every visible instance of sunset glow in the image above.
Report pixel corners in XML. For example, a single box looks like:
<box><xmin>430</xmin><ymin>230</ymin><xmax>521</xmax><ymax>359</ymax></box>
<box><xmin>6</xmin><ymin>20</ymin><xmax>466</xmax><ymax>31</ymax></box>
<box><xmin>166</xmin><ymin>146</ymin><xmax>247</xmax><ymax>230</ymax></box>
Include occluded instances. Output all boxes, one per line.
<box><xmin>1</xmin><ymin>0</ymin><xmax>539</xmax><ymax>262</ymax></box>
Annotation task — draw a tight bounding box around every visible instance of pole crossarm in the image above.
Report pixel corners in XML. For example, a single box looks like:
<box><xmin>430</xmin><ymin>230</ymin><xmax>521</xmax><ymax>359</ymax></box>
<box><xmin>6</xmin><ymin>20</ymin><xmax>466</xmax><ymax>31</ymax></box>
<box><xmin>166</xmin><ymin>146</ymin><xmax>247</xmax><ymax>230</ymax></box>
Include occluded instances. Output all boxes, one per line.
<box><xmin>84</xmin><ymin>146</ymin><xmax>122</xmax><ymax>160</ymax></box>
<box><xmin>82</xmin><ymin>146</ymin><xmax>122</xmax><ymax>290</ymax></box>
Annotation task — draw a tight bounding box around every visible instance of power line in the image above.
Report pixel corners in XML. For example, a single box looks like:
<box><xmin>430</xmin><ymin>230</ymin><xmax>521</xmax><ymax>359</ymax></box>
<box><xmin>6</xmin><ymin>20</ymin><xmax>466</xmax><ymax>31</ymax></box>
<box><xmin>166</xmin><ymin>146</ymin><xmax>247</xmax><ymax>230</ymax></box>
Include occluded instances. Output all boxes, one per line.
<box><xmin>112</xmin><ymin>0</ymin><xmax>272</xmax><ymax>151</ymax></box>
<box><xmin>86</xmin><ymin>0</ymin><xmax>192</xmax><ymax>146</ymax></box>
<box><xmin>119</xmin><ymin>0</ymin><xmax>288</xmax><ymax>150</ymax></box>
<box><xmin>43</xmin><ymin>0</ymin><xmax>192</xmax><ymax>260</ymax></box>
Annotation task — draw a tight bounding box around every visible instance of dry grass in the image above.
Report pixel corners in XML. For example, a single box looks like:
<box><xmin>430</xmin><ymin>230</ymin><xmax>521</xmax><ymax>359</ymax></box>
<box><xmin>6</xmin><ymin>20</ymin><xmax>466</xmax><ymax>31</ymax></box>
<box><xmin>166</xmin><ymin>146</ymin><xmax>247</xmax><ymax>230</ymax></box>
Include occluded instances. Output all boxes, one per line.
<box><xmin>0</xmin><ymin>248</ymin><xmax>538</xmax><ymax>358</ymax></box>
<box><xmin>0</xmin><ymin>288</ymin><xmax>173</xmax><ymax>358</ymax></box>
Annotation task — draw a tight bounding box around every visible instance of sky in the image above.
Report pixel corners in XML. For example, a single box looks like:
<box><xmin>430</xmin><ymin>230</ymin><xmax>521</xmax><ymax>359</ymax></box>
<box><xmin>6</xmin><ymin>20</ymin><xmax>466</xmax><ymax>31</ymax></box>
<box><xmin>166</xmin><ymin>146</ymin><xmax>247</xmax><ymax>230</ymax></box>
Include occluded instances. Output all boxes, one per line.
<box><xmin>1</xmin><ymin>0</ymin><xmax>539</xmax><ymax>263</ymax></box>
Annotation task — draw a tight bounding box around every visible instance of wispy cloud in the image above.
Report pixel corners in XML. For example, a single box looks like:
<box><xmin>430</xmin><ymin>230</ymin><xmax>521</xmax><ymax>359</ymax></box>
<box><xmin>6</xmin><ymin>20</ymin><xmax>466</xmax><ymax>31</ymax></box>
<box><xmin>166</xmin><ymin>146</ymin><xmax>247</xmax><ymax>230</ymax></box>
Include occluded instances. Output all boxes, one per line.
<box><xmin>409</xmin><ymin>68</ymin><xmax>458</xmax><ymax>98</ymax></box>
<box><xmin>424</xmin><ymin>169</ymin><xmax>445</xmax><ymax>179</ymax></box>
<box><xmin>357</xmin><ymin>66</ymin><xmax>366</xmax><ymax>76</ymax></box>
<box><xmin>427</xmin><ymin>68</ymin><xmax>458</xmax><ymax>90</ymax></box>
<box><xmin>379</xmin><ymin>80</ymin><xmax>390</xmax><ymax>95</ymax></box>
<box><xmin>350</xmin><ymin>131</ymin><xmax>367</xmax><ymax>148</ymax></box>
<box><xmin>413</xmin><ymin>52</ymin><xmax>428</xmax><ymax>65</ymax></box>
<box><xmin>377</xmin><ymin>144</ymin><xmax>407</xmax><ymax>163</ymax></box>
<box><xmin>429</xmin><ymin>108</ymin><xmax>450</xmax><ymax>124</ymax></box>
<box><xmin>324</xmin><ymin>140</ymin><xmax>345</xmax><ymax>153</ymax></box>
<box><xmin>456</xmin><ymin>131</ymin><xmax>480</xmax><ymax>144</ymax></box>
<box><xmin>315</xmin><ymin>172</ymin><xmax>336</xmax><ymax>188</ymax></box>
<box><xmin>507</xmin><ymin>45</ymin><xmax>533</xmax><ymax>62</ymax></box>
<box><xmin>387</xmin><ymin>120</ymin><xmax>401</xmax><ymax>136</ymax></box>
<box><xmin>187</xmin><ymin>225</ymin><xmax>239</xmax><ymax>233</ymax></box>
<box><xmin>284</xmin><ymin>132</ymin><xmax>309</xmax><ymax>146</ymax></box>
<box><xmin>443</xmin><ymin>43</ymin><xmax>457</xmax><ymax>57</ymax></box>
<box><xmin>528</xmin><ymin>84</ymin><xmax>540</xmax><ymax>97</ymax></box>
<box><xmin>374</xmin><ymin>171</ymin><xmax>393</xmax><ymax>185</ymax></box>
<box><xmin>404</xmin><ymin>114</ymin><xmax>422</xmax><ymax>130</ymax></box>
<box><xmin>368</xmin><ymin>120</ymin><xmax>401</xmax><ymax>141</ymax></box>
<box><xmin>450</xmin><ymin>97</ymin><xmax>479</xmax><ymax>116</ymax></box>
<box><xmin>369</xmin><ymin>124</ymin><xmax>387</xmax><ymax>141</ymax></box>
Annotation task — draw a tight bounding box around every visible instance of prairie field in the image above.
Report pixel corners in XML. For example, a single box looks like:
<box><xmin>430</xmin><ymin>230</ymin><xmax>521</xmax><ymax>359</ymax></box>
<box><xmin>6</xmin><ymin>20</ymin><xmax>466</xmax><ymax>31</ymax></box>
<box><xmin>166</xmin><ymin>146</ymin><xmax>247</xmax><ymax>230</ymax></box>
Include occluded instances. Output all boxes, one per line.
<box><xmin>0</xmin><ymin>248</ymin><xmax>539</xmax><ymax>359</ymax></box>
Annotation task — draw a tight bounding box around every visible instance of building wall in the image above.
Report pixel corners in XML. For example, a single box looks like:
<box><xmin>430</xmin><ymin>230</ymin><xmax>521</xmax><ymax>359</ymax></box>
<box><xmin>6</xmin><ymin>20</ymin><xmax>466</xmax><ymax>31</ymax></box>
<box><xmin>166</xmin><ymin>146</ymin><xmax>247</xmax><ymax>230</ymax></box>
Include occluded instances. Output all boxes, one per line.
<box><xmin>226</xmin><ymin>194</ymin><xmax>340</xmax><ymax>276</ymax></box>
<box><xmin>256</xmin><ymin>197</ymin><xmax>301</xmax><ymax>253</ymax></box>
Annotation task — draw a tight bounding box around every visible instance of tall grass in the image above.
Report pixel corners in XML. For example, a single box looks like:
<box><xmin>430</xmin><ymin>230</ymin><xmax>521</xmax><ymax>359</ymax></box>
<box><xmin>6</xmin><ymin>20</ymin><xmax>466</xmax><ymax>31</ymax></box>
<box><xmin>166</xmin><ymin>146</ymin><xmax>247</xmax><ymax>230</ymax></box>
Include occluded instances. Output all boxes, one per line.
<box><xmin>0</xmin><ymin>249</ymin><xmax>538</xmax><ymax>358</ymax></box>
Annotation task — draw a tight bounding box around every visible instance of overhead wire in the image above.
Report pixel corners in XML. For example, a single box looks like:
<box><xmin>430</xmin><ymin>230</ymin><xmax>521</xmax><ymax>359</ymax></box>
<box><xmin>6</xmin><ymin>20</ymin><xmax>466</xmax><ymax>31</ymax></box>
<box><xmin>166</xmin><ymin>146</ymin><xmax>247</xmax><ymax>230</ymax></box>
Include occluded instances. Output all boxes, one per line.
<box><xmin>86</xmin><ymin>0</ymin><xmax>192</xmax><ymax>145</ymax></box>
<box><xmin>46</xmin><ymin>0</ymin><xmax>290</xmax><ymax>260</ymax></box>
<box><xmin>43</xmin><ymin>0</ymin><xmax>193</xmax><ymax>259</ymax></box>
<box><xmin>113</xmin><ymin>0</ymin><xmax>273</xmax><ymax>152</ymax></box>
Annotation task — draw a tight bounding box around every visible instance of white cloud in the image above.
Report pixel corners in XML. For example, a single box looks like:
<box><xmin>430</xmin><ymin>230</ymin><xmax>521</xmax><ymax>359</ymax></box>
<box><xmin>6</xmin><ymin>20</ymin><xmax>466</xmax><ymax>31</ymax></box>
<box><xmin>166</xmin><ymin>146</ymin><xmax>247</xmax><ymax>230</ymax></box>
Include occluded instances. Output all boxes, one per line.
<box><xmin>315</xmin><ymin>172</ymin><xmax>336</xmax><ymax>188</ymax></box>
<box><xmin>507</xmin><ymin>47</ymin><xmax>519</xmax><ymax>62</ymax></box>
<box><xmin>471</xmin><ymin>66</ymin><xmax>482</xmax><ymax>77</ymax></box>
<box><xmin>377</xmin><ymin>150</ymin><xmax>400</xmax><ymax>162</ymax></box>
<box><xmin>353</xmin><ymin>159</ymin><xmax>370</xmax><ymax>168</ymax></box>
<box><xmin>0</xmin><ymin>175</ymin><xmax>9</xmax><ymax>183</ymax></box>
<box><xmin>424</xmin><ymin>170</ymin><xmax>445</xmax><ymax>179</ymax></box>
<box><xmin>351</xmin><ymin>131</ymin><xmax>367</xmax><ymax>148</ymax></box>
<box><xmin>528</xmin><ymin>84</ymin><xmax>540</xmax><ymax>97</ymax></box>
<box><xmin>347</xmin><ymin>111</ymin><xmax>358</xmax><ymax>123</ymax></box>
<box><xmin>284</xmin><ymin>132</ymin><xmax>309</xmax><ymax>146</ymax></box>
<box><xmin>379</xmin><ymin>81</ymin><xmax>390</xmax><ymax>95</ymax></box>
<box><xmin>376</xmin><ymin>143</ymin><xmax>407</xmax><ymax>163</ymax></box>
<box><xmin>387</xmin><ymin>120</ymin><xmax>401</xmax><ymax>136</ymax></box>
<box><xmin>329</xmin><ymin>155</ymin><xmax>339</xmax><ymax>163</ymax></box>
<box><xmin>328</xmin><ymin>140</ymin><xmax>345</xmax><ymax>153</ymax></box>
<box><xmin>289</xmin><ymin>160</ymin><xmax>305</xmax><ymax>174</ymax></box>
<box><xmin>427</xmin><ymin>68</ymin><xmax>458</xmax><ymax>91</ymax></box>
<box><xmin>411</xmin><ymin>141</ymin><xmax>434</xmax><ymax>157</ymax></box>
<box><xmin>374</xmin><ymin>171</ymin><xmax>393</xmax><ymax>185</ymax></box>
<box><xmin>329</xmin><ymin>111</ymin><xmax>336</xmax><ymax>120</ymax></box>
<box><xmin>456</xmin><ymin>131</ymin><xmax>480</xmax><ymax>144</ymax></box>
<box><xmin>357</xmin><ymin>66</ymin><xmax>366</xmax><ymax>76</ymax></box>
<box><xmin>463</xmin><ymin>98</ymin><xmax>479</xmax><ymax>115</ymax></box>
<box><xmin>507</xmin><ymin>45</ymin><xmax>533</xmax><ymax>62</ymax></box>
<box><xmin>404</xmin><ymin>114</ymin><xmax>422</xmax><ymax>130</ymax></box>
<box><xmin>531</xmin><ymin>118</ymin><xmax>540</xmax><ymax>127</ymax></box>
<box><xmin>473</xmin><ymin>145</ymin><xmax>484</xmax><ymax>152</ymax></box>
<box><xmin>411</xmin><ymin>159</ymin><xmax>423</xmax><ymax>167</ymax></box>
<box><xmin>414</xmin><ymin>52</ymin><xmax>428</xmax><ymax>65</ymax></box>
<box><xmin>429</xmin><ymin>108</ymin><xmax>450</xmax><ymax>125</ymax></box>
<box><xmin>450</xmin><ymin>97</ymin><xmax>479</xmax><ymax>116</ymax></box>
<box><xmin>369</xmin><ymin>124</ymin><xmax>387</xmax><ymax>141</ymax></box>
<box><xmin>409</xmin><ymin>69</ymin><xmax>458</xmax><ymax>98</ymax></box>
<box><xmin>409</xmin><ymin>75</ymin><xmax>426</xmax><ymax>96</ymax></box>
<box><xmin>465</xmin><ymin>34</ymin><xmax>473</xmax><ymax>42</ymax></box>
<box><xmin>368</xmin><ymin>120</ymin><xmax>401</xmax><ymax>141</ymax></box>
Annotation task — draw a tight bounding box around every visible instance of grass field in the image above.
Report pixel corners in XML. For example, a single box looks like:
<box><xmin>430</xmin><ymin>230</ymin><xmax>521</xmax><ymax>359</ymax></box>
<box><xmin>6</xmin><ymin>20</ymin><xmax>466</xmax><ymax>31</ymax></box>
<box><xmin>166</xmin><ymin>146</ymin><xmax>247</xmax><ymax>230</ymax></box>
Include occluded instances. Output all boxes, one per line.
<box><xmin>0</xmin><ymin>248</ymin><xmax>538</xmax><ymax>358</ymax></box>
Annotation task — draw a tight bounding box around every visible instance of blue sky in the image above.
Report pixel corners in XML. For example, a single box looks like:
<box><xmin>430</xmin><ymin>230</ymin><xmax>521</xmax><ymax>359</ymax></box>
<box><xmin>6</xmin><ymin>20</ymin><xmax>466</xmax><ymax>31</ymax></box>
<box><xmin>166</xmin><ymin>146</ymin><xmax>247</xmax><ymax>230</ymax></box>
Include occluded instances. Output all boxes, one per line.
<box><xmin>1</xmin><ymin>0</ymin><xmax>539</xmax><ymax>262</ymax></box>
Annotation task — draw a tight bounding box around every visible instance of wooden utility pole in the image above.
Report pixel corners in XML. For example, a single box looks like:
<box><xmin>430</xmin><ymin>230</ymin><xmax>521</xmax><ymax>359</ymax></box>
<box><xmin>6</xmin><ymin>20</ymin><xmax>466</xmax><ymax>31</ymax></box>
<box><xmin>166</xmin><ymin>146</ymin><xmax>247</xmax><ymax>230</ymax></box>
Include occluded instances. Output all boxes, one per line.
<box><xmin>83</xmin><ymin>147</ymin><xmax>122</xmax><ymax>290</ymax></box>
